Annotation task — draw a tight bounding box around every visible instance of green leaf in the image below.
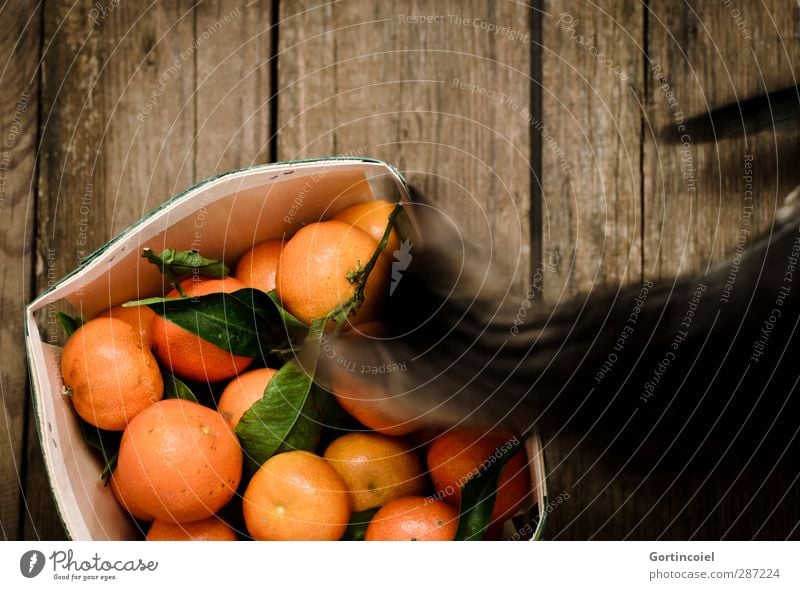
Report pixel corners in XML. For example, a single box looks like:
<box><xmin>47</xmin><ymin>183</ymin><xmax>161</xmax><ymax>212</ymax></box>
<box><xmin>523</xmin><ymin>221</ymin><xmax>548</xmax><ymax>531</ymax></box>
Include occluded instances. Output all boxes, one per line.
<box><xmin>122</xmin><ymin>295</ymin><xmax>190</xmax><ymax>307</ymax></box>
<box><xmin>162</xmin><ymin>372</ymin><xmax>199</xmax><ymax>403</ymax></box>
<box><xmin>131</xmin><ymin>288</ymin><xmax>306</xmax><ymax>358</ymax></box>
<box><xmin>57</xmin><ymin>312</ymin><xmax>83</xmax><ymax>337</ymax></box>
<box><xmin>265</xmin><ymin>290</ymin><xmax>308</xmax><ymax>340</ymax></box>
<box><xmin>341</xmin><ymin>507</ymin><xmax>380</xmax><ymax>541</ymax></box>
<box><xmin>142</xmin><ymin>248</ymin><xmax>228</xmax><ymax>280</ymax></box>
<box><xmin>455</xmin><ymin>439</ymin><xmax>524</xmax><ymax>541</ymax></box>
<box><xmin>235</xmin><ymin>358</ymin><xmax>323</xmax><ymax>468</ymax></box>
<box><xmin>77</xmin><ymin>418</ymin><xmax>120</xmax><ymax>483</ymax></box>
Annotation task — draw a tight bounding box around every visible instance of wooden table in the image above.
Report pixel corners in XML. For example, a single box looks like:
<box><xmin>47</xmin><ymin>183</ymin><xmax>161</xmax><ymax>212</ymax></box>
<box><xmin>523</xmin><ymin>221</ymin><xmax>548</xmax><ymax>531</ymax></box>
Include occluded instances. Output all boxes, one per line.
<box><xmin>3</xmin><ymin>0</ymin><xmax>799</xmax><ymax>540</ymax></box>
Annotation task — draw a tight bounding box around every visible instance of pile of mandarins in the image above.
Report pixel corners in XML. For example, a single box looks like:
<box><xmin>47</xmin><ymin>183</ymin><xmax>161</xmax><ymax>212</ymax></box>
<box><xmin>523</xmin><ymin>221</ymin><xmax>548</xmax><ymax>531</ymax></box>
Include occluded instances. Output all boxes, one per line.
<box><xmin>60</xmin><ymin>200</ymin><xmax>532</xmax><ymax>541</ymax></box>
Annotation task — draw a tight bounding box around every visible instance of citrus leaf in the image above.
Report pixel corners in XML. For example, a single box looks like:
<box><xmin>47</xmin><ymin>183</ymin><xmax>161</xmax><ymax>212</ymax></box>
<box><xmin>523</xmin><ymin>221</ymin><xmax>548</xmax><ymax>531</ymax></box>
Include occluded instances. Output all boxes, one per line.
<box><xmin>135</xmin><ymin>288</ymin><xmax>305</xmax><ymax>358</ymax></box>
<box><xmin>341</xmin><ymin>507</ymin><xmax>380</xmax><ymax>541</ymax></box>
<box><xmin>142</xmin><ymin>248</ymin><xmax>228</xmax><ymax>280</ymax></box>
<box><xmin>235</xmin><ymin>359</ymin><xmax>323</xmax><ymax>469</ymax></box>
<box><xmin>162</xmin><ymin>372</ymin><xmax>199</xmax><ymax>403</ymax></box>
<box><xmin>77</xmin><ymin>418</ymin><xmax>120</xmax><ymax>482</ymax></box>
<box><xmin>455</xmin><ymin>439</ymin><xmax>524</xmax><ymax>541</ymax></box>
<box><xmin>232</xmin><ymin>288</ymin><xmax>308</xmax><ymax>345</ymax></box>
<box><xmin>148</xmin><ymin>292</ymin><xmax>259</xmax><ymax>356</ymax></box>
<box><xmin>57</xmin><ymin>312</ymin><xmax>83</xmax><ymax>337</ymax></box>
<box><xmin>122</xmin><ymin>295</ymin><xmax>190</xmax><ymax>307</ymax></box>
<box><xmin>266</xmin><ymin>290</ymin><xmax>308</xmax><ymax>339</ymax></box>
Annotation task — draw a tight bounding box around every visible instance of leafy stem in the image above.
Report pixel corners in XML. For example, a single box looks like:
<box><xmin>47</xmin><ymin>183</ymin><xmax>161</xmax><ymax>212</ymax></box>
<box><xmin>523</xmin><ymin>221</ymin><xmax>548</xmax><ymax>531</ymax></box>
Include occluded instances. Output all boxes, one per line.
<box><xmin>324</xmin><ymin>202</ymin><xmax>403</xmax><ymax>333</ymax></box>
<box><xmin>142</xmin><ymin>248</ymin><xmax>229</xmax><ymax>297</ymax></box>
<box><xmin>345</xmin><ymin>261</ymin><xmax>365</xmax><ymax>284</ymax></box>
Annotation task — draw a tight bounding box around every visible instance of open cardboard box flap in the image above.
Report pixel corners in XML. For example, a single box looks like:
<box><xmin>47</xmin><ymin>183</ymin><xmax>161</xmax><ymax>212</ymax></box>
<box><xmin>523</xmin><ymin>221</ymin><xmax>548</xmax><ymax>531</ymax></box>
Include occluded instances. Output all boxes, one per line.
<box><xmin>25</xmin><ymin>158</ymin><xmax>547</xmax><ymax>540</ymax></box>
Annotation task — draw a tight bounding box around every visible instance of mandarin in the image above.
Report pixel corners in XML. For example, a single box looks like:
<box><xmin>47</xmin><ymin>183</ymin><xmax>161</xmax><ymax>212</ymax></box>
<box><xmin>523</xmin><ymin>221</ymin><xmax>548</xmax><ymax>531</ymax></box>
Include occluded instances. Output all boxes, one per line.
<box><xmin>150</xmin><ymin>277</ymin><xmax>254</xmax><ymax>383</ymax></box>
<box><xmin>61</xmin><ymin>317</ymin><xmax>163</xmax><ymax>430</ymax></box>
<box><xmin>275</xmin><ymin>221</ymin><xmax>389</xmax><ymax>327</ymax></box>
<box><xmin>146</xmin><ymin>517</ymin><xmax>238</xmax><ymax>541</ymax></box>
<box><xmin>113</xmin><ymin>399</ymin><xmax>242</xmax><ymax>523</ymax></box>
<box><xmin>217</xmin><ymin>367</ymin><xmax>278</xmax><ymax>429</ymax></box>
<box><xmin>324</xmin><ymin>432</ymin><xmax>426</xmax><ymax>512</ymax></box>
<box><xmin>331</xmin><ymin>199</ymin><xmax>400</xmax><ymax>255</ymax></box>
<box><xmin>426</xmin><ymin>430</ymin><xmax>531</xmax><ymax>523</ymax></box>
<box><xmin>100</xmin><ymin>304</ymin><xmax>157</xmax><ymax>348</ymax></box>
<box><xmin>233</xmin><ymin>240</ymin><xmax>283</xmax><ymax>293</ymax></box>
<box><xmin>364</xmin><ymin>496</ymin><xmax>458</xmax><ymax>541</ymax></box>
<box><xmin>243</xmin><ymin>451</ymin><xmax>351</xmax><ymax>541</ymax></box>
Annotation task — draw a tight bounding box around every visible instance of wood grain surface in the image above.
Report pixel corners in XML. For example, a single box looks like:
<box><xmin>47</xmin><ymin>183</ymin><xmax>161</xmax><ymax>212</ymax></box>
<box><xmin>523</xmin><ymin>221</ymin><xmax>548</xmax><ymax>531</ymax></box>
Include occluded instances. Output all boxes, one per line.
<box><xmin>195</xmin><ymin>0</ymin><xmax>272</xmax><ymax>179</ymax></box>
<box><xmin>278</xmin><ymin>0</ymin><xmax>533</xmax><ymax>292</ymax></box>
<box><xmin>0</xmin><ymin>1</ymin><xmax>42</xmax><ymax>541</ymax></box>
<box><xmin>539</xmin><ymin>0</ymin><xmax>646</xmax><ymax>540</ymax></box>
<box><xmin>2</xmin><ymin>0</ymin><xmax>799</xmax><ymax>539</ymax></box>
<box><xmin>21</xmin><ymin>0</ymin><xmax>271</xmax><ymax>540</ymax></box>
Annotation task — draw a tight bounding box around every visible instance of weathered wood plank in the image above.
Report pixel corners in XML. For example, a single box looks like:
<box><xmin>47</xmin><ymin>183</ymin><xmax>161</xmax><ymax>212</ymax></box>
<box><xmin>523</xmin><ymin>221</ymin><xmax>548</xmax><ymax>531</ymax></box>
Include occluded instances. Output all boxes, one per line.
<box><xmin>27</xmin><ymin>0</ymin><xmax>274</xmax><ymax>539</ymax></box>
<box><xmin>194</xmin><ymin>0</ymin><xmax>272</xmax><ymax>180</ymax></box>
<box><xmin>541</xmin><ymin>1</ymin><xmax>643</xmax><ymax>297</ymax></box>
<box><xmin>641</xmin><ymin>0</ymin><xmax>800</xmax><ymax>539</ymax></box>
<box><xmin>29</xmin><ymin>0</ymin><xmax>197</xmax><ymax>539</ymax></box>
<box><xmin>278</xmin><ymin>0</ymin><xmax>533</xmax><ymax>293</ymax></box>
<box><xmin>645</xmin><ymin>0</ymin><xmax>800</xmax><ymax>277</ymax></box>
<box><xmin>540</xmin><ymin>0</ymin><xmax>645</xmax><ymax>540</ymax></box>
<box><xmin>0</xmin><ymin>2</ymin><xmax>41</xmax><ymax>540</ymax></box>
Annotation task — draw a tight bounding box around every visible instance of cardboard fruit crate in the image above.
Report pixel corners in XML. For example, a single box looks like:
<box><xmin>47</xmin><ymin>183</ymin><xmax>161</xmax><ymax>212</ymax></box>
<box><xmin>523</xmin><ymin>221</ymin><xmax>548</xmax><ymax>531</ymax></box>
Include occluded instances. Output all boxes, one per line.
<box><xmin>25</xmin><ymin>158</ymin><xmax>548</xmax><ymax>540</ymax></box>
